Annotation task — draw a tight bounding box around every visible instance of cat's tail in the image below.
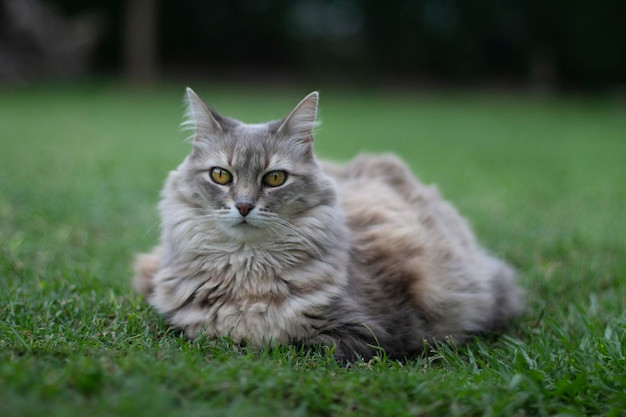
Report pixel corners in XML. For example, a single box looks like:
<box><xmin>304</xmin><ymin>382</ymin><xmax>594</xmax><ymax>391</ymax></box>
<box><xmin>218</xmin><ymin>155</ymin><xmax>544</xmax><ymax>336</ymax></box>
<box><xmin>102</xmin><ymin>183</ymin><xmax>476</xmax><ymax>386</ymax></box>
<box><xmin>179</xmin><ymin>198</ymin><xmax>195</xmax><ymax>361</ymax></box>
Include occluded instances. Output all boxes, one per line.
<box><xmin>132</xmin><ymin>246</ymin><xmax>162</xmax><ymax>298</ymax></box>
<box><xmin>489</xmin><ymin>259</ymin><xmax>524</xmax><ymax>329</ymax></box>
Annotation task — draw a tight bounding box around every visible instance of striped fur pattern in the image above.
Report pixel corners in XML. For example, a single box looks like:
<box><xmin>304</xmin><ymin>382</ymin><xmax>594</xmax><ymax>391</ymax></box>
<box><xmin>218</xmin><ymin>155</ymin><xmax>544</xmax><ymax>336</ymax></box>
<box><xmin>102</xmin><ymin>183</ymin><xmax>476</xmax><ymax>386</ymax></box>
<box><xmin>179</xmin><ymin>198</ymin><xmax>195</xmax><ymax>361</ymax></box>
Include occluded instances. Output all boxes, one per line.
<box><xmin>133</xmin><ymin>88</ymin><xmax>523</xmax><ymax>361</ymax></box>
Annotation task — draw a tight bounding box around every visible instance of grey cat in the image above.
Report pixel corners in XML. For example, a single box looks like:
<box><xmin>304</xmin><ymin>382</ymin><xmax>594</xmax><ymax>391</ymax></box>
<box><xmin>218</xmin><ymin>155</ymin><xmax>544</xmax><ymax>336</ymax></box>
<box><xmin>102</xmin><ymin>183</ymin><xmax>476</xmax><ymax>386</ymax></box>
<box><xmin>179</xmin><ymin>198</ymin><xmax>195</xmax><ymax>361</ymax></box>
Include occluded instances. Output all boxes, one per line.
<box><xmin>133</xmin><ymin>88</ymin><xmax>523</xmax><ymax>361</ymax></box>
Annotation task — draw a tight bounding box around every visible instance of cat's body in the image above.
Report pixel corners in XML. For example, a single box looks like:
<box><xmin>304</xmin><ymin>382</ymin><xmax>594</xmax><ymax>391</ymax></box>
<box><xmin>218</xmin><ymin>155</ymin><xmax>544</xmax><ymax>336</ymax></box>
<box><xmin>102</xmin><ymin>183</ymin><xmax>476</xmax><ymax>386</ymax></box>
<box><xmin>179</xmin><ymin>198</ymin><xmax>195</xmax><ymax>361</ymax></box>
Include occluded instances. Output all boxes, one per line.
<box><xmin>133</xmin><ymin>89</ymin><xmax>522</xmax><ymax>361</ymax></box>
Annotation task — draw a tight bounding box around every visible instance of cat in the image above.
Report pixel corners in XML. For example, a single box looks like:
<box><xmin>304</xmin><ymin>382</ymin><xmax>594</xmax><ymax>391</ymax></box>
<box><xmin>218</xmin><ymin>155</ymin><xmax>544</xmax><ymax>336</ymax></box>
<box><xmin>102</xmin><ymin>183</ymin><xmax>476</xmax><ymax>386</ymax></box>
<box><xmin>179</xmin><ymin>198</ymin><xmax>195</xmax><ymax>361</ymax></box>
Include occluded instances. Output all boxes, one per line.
<box><xmin>132</xmin><ymin>88</ymin><xmax>523</xmax><ymax>362</ymax></box>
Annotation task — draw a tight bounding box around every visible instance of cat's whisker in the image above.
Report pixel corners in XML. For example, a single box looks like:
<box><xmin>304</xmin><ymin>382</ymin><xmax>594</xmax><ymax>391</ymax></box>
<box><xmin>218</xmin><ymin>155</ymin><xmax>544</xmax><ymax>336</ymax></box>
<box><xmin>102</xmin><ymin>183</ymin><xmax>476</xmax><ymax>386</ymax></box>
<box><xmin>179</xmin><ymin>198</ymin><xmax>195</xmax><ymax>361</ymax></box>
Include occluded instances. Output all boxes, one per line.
<box><xmin>262</xmin><ymin>214</ymin><xmax>325</xmax><ymax>259</ymax></box>
<box><xmin>185</xmin><ymin>209</ymin><xmax>228</xmax><ymax>224</ymax></box>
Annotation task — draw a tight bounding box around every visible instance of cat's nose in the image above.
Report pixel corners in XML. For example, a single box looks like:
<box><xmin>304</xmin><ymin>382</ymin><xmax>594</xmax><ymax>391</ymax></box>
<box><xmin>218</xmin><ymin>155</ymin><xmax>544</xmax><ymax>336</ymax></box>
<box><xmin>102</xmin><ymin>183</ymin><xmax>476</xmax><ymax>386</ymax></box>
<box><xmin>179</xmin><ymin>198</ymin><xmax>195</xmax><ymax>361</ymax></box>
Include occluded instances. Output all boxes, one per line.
<box><xmin>235</xmin><ymin>202</ymin><xmax>255</xmax><ymax>217</ymax></box>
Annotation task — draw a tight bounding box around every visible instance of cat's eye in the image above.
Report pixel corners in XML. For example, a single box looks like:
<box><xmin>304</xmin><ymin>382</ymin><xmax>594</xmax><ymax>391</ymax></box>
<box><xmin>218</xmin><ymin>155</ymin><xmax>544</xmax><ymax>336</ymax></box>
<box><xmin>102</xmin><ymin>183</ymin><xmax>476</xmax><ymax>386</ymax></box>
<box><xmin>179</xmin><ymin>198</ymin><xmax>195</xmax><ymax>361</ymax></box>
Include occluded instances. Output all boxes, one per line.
<box><xmin>210</xmin><ymin>167</ymin><xmax>233</xmax><ymax>185</ymax></box>
<box><xmin>262</xmin><ymin>170</ymin><xmax>288</xmax><ymax>187</ymax></box>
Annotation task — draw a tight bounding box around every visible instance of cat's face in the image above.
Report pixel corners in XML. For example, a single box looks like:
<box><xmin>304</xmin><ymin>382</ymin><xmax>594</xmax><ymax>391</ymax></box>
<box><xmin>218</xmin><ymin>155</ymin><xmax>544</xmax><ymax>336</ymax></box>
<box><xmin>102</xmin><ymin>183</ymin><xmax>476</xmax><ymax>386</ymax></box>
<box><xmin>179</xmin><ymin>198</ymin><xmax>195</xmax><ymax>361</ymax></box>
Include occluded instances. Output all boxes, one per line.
<box><xmin>178</xmin><ymin>89</ymin><xmax>335</xmax><ymax>241</ymax></box>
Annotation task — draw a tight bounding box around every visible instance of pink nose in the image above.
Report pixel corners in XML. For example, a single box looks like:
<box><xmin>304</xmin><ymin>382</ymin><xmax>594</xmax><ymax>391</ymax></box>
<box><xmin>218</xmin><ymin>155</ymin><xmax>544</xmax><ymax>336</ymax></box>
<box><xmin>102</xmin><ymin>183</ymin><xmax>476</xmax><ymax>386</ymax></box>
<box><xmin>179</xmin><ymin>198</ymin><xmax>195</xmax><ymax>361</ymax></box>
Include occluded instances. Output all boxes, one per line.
<box><xmin>235</xmin><ymin>202</ymin><xmax>255</xmax><ymax>217</ymax></box>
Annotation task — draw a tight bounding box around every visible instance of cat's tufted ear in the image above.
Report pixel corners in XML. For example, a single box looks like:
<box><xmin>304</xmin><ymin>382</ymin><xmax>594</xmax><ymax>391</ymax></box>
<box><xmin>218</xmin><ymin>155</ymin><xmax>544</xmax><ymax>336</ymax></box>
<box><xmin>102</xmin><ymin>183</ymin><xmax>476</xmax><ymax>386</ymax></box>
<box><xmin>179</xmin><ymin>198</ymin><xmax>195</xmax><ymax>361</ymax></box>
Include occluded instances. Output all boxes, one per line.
<box><xmin>276</xmin><ymin>92</ymin><xmax>319</xmax><ymax>153</ymax></box>
<box><xmin>183</xmin><ymin>87</ymin><xmax>223</xmax><ymax>142</ymax></box>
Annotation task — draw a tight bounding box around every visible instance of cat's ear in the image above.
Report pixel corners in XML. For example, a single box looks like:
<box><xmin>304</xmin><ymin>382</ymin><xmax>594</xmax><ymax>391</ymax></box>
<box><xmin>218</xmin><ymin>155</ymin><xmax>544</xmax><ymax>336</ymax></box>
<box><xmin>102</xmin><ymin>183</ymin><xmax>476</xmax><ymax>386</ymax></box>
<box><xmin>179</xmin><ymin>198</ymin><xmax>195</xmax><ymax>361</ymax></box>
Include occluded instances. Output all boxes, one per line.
<box><xmin>276</xmin><ymin>92</ymin><xmax>319</xmax><ymax>152</ymax></box>
<box><xmin>183</xmin><ymin>87</ymin><xmax>223</xmax><ymax>142</ymax></box>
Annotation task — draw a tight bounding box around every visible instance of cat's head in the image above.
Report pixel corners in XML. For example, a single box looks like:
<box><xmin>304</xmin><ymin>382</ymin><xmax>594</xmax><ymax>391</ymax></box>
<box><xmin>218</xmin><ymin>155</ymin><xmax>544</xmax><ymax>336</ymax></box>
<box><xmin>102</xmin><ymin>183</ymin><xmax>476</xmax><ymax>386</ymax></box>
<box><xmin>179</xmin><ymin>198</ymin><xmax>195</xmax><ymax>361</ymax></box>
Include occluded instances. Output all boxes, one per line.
<box><xmin>174</xmin><ymin>88</ymin><xmax>337</xmax><ymax>241</ymax></box>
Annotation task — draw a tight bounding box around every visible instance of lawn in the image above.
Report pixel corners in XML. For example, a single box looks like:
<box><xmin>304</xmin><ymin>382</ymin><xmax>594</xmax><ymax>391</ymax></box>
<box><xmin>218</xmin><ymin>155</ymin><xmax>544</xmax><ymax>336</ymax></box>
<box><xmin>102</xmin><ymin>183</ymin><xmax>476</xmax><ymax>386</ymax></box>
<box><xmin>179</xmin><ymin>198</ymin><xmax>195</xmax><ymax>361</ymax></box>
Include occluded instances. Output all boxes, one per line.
<box><xmin>1</xmin><ymin>82</ymin><xmax>625</xmax><ymax>416</ymax></box>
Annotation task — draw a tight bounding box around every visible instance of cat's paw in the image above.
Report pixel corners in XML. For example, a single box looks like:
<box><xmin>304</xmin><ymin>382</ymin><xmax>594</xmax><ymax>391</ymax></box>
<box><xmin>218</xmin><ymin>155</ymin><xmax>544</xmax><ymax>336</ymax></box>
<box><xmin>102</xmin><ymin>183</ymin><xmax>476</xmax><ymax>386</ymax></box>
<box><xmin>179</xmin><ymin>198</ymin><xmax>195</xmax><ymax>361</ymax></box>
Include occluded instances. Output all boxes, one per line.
<box><xmin>132</xmin><ymin>246</ymin><xmax>162</xmax><ymax>297</ymax></box>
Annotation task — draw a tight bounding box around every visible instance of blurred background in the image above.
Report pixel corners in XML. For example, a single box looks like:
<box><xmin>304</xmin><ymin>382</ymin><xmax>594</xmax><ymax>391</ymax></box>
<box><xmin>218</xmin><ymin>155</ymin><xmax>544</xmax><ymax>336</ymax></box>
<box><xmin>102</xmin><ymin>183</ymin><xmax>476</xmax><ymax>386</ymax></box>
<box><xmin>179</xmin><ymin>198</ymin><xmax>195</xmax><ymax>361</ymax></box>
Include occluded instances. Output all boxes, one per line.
<box><xmin>1</xmin><ymin>0</ymin><xmax>625</xmax><ymax>91</ymax></box>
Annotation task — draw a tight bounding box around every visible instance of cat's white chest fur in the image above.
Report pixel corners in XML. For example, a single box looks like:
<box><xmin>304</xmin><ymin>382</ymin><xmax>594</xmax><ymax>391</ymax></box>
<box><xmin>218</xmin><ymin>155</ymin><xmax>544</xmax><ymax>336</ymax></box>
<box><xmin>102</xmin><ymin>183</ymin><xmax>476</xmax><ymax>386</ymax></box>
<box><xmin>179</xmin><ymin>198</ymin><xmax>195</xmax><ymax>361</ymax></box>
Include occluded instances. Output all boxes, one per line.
<box><xmin>150</xmin><ymin>232</ymin><xmax>347</xmax><ymax>344</ymax></box>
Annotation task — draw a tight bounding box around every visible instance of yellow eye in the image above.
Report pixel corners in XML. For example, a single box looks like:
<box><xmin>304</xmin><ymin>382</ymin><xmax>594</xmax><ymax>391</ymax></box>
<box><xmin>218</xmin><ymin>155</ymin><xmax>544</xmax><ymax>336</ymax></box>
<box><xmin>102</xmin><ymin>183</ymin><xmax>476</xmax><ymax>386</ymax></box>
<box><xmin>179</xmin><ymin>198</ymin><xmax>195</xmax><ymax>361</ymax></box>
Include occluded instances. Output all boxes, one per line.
<box><xmin>262</xmin><ymin>170</ymin><xmax>287</xmax><ymax>187</ymax></box>
<box><xmin>210</xmin><ymin>167</ymin><xmax>232</xmax><ymax>185</ymax></box>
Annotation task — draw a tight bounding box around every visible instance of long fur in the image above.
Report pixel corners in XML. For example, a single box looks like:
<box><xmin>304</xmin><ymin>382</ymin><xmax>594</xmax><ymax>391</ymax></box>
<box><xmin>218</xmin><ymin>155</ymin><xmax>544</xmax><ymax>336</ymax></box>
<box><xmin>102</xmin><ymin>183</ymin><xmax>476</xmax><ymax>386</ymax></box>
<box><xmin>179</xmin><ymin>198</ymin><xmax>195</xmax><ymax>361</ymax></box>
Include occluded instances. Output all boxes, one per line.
<box><xmin>133</xmin><ymin>89</ymin><xmax>523</xmax><ymax>361</ymax></box>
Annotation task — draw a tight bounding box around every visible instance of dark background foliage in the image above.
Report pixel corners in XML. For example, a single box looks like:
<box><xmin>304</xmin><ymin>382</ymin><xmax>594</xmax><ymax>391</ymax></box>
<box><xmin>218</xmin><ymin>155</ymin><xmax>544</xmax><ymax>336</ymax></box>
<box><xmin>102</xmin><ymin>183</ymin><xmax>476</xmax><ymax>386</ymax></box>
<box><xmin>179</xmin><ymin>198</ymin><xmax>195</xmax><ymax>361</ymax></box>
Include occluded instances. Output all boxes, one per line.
<box><xmin>2</xmin><ymin>0</ymin><xmax>625</xmax><ymax>88</ymax></box>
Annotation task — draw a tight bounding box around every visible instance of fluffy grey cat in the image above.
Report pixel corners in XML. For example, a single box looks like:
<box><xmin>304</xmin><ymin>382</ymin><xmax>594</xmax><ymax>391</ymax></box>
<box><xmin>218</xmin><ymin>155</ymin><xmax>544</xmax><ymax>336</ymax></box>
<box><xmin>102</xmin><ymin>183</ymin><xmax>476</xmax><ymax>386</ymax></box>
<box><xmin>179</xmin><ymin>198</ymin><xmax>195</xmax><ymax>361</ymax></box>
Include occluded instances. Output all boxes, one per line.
<box><xmin>133</xmin><ymin>88</ymin><xmax>523</xmax><ymax>361</ymax></box>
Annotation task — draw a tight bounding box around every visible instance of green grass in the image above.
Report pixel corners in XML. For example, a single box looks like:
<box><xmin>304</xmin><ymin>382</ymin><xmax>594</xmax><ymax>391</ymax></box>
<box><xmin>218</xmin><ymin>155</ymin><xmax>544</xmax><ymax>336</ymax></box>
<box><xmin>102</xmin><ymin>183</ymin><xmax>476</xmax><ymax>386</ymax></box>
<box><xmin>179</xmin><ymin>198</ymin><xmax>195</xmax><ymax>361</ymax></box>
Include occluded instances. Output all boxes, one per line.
<box><xmin>1</xmin><ymin>82</ymin><xmax>625</xmax><ymax>417</ymax></box>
